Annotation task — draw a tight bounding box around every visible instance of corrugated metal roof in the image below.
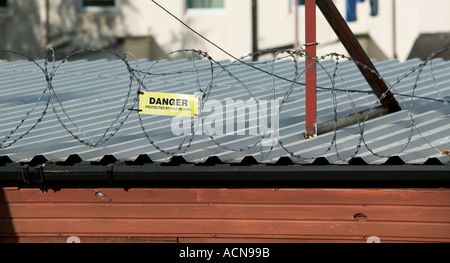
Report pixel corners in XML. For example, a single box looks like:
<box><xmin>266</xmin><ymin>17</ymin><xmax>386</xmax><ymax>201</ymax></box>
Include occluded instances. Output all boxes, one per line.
<box><xmin>1</xmin><ymin>51</ymin><xmax>449</xmax><ymax>165</ymax></box>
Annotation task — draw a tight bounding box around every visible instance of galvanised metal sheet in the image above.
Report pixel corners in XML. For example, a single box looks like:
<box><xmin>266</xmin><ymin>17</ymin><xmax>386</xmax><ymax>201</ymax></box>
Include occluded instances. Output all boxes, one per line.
<box><xmin>1</xmin><ymin>53</ymin><xmax>449</xmax><ymax>165</ymax></box>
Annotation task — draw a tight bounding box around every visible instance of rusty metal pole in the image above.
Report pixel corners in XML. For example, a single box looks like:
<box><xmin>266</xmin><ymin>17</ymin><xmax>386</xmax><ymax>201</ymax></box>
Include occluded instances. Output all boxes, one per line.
<box><xmin>316</xmin><ymin>0</ymin><xmax>401</xmax><ymax>112</ymax></box>
<box><xmin>305</xmin><ymin>0</ymin><xmax>317</xmax><ymax>138</ymax></box>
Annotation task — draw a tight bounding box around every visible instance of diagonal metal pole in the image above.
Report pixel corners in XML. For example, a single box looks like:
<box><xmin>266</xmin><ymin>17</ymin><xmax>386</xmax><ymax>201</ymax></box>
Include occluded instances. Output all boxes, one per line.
<box><xmin>316</xmin><ymin>0</ymin><xmax>401</xmax><ymax>112</ymax></box>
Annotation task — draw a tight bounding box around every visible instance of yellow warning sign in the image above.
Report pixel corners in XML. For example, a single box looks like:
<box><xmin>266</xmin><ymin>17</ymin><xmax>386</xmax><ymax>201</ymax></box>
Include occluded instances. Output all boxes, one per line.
<box><xmin>139</xmin><ymin>91</ymin><xmax>199</xmax><ymax>117</ymax></box>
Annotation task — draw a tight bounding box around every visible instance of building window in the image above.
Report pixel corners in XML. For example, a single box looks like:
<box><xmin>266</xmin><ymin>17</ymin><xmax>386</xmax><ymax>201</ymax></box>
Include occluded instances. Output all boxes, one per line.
<box><xmin>80</xmin><ymin>0</ymin><xmax>115</xmax><ymax>12</ymax></box>
<box><xmin>0</xmin><ymin>0</ymin><xmax>9</xmax><ymax>7</ymax></box>
<box><xmin>187</xmin><ymin>0</ymin><xmax>224</xmax><ymax>9</ymax></box>
<box><xmin>83</xmin><ymin>0</ymin><xmax>115</xmax><ymax>7</ymax></box>
<box><xmin>290</xmin><ymin>0</ymin><xmax>305</xmax><ymax>9</ymax></box>
<box><xmin>290</xmin><ymin>0</ymin><xmax>306</xmax><ymax>12</ymax></box>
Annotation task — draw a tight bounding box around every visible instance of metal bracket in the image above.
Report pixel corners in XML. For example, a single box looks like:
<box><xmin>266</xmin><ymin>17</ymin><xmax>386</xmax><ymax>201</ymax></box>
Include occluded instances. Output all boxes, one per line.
<box><xmin>303</xmin><ymin>42</ymin><xmax>319</xmax><ymax>47</ymax></box>
<box><xmin>106</xmin><ymin>164</ymin><xmax>114</xmax><ymax>184</ymax></box>
<box><xmin>22</xmin><ymin>166</ymin><xmax>44</xmax><ymax>184</ymax></box>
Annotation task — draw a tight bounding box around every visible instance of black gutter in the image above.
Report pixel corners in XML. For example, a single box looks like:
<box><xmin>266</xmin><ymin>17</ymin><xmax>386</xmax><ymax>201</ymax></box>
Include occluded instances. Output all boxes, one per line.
<box><xmin>0</xmin><ymin>163</ymin><xmax>449</xmax><ymax>188</ymax></box>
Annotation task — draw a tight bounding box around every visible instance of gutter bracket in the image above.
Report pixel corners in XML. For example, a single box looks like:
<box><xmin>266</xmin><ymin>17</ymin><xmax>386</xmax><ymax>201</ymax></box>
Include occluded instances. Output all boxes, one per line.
<box><xmin>106</xmin><ymin>164</ymin><xmax>114</xmax><ymax>184</ymax></box>
<box><xmin>22</xmin><ymin>166</ymin><xmax>45</xmax><ymax>185</ymax></box>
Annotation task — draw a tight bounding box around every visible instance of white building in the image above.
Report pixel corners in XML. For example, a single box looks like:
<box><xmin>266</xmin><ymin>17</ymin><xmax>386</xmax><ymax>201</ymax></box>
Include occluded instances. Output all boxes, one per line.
<box><xmin>1</xmin><ymin>0</ymin><xmax>449</xmax><ymax>61</ymax></box>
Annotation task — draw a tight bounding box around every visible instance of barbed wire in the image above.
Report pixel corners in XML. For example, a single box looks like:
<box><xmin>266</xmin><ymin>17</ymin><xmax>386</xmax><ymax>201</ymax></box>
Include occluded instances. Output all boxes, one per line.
<box><xmin>0</xmin><ymin>46</ymin><xmax>449</xmax><ymax>163</ymax></box>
